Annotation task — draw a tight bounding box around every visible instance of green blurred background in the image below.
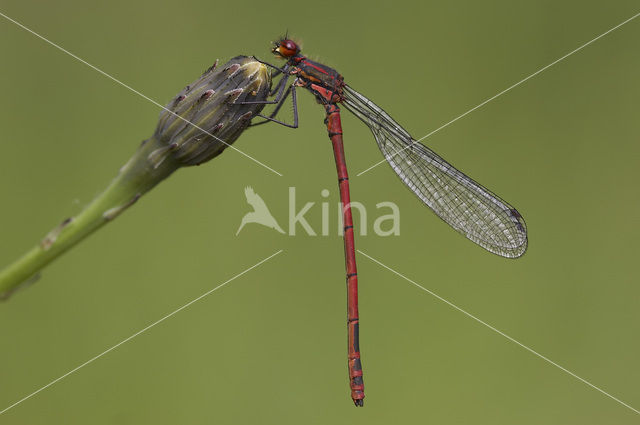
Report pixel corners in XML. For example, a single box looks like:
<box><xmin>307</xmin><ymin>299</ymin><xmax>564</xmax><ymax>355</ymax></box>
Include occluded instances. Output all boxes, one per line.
<box><xmin>1</xmin><ymin>1</ymin><xmax>639</xmax><ymax>423</ymax></box>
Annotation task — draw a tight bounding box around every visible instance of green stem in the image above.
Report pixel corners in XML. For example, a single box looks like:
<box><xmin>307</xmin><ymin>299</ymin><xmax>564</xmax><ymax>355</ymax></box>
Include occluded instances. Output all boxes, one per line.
<box><xmin>0</xmin><ymin>137</ymin><xmax>179</xmax><ymax>299</ymax></box>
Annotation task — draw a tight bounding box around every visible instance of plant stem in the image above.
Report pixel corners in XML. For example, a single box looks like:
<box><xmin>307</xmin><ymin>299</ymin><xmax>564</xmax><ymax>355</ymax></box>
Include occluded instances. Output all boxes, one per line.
<box><xmin>0</xmin><ymin>138</ymin><xmax>178</xmax><ymax>299</ymax></box>
<box><xmin>0</xmin><ymin>56</ymin><xmax>271</xmax><ymax>300</ymax></box>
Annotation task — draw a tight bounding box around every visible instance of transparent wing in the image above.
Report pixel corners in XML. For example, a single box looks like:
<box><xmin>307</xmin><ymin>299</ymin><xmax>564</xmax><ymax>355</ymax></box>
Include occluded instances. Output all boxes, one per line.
<box><xmin>342</xmin><ymin>85</ymin><xmax>527</xmax><ymax>258</ymax></box>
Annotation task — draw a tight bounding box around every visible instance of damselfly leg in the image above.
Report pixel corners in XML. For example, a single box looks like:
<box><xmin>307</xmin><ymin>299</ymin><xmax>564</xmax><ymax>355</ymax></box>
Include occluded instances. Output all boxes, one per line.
<box><xmin>243</xmin><ymin>72</ymin><xmax>299</xmax><ymax>128</ymax></box>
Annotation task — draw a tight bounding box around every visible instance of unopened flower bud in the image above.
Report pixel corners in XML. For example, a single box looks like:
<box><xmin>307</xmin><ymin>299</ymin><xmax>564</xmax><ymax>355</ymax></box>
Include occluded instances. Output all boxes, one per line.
<box><xmin>151</xmin><ymin>55</ymin><xmax>271</xmax><ymax>167</ymax></box>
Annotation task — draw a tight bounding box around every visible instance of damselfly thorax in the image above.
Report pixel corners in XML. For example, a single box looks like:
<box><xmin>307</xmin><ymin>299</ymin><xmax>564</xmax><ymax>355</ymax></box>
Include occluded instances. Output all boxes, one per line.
<box><xmin>289</xmin><ymin>57</ymin><xmax>345</xmax><ymax>104</ymax></box>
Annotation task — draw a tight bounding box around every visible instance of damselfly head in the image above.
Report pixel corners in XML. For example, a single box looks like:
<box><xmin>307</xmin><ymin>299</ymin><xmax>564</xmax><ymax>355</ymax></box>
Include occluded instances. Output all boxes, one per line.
<box><xmin>272</xmin><ymin>38</ymin><xmax>301</xmax><ymax>59</ymax></box>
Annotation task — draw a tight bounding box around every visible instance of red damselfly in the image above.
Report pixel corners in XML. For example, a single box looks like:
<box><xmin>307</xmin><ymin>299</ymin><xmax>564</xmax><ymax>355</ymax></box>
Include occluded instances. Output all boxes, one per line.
<box><xmin>244</xmin><ymin>37</ymin><xmax>528</xmax><ymax>407</ymax></box>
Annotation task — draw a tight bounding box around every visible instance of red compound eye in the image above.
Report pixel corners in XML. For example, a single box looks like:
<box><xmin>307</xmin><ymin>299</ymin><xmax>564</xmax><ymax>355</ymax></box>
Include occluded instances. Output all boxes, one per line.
<box><xmin>277</xmin><ymin>39</ymin><xmax>300</xmax><ymax>57</ymax></box>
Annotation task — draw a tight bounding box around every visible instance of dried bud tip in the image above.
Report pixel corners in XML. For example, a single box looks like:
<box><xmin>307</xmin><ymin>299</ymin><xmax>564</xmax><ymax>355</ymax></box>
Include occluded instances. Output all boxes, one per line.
<box><xmin>224</xmin><ymin>88</ymin><xmax>243</xmax><ymax>103</ymax></box>
<box><xmin>204</xmin><ymin>59</ymin><xmax>219</xmax><ymax>74</ymax></box>
<box><xmin>238</xmin><ymin>111</ymin><xmax>253</xmax><ymax>121</ymax></box>
<box><xmin>225</xmin><ymin>63</ymin><xmax>242</xmax><ymax>76</ymax></box>
<box><xmin>200</xmin><ymin>89</ymin><xmax>215</xmax><ymax>100</ymax></box>
<box><xmin>210</xmin><ymin>123</ymin><xmax>223</xmax><ymax>132</ymax></box>
<box><xmin>172</xmin><ymin>94</ymin><xmax>186</xmax><ymax>107</ymax></box>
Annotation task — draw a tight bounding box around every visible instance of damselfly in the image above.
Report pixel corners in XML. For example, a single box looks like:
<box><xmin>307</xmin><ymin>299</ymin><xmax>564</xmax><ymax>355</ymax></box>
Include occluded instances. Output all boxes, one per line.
<box><xmin>244</xmin><ymin>37</ymin><xmax>528</xmax><ymax>406</ymax></box>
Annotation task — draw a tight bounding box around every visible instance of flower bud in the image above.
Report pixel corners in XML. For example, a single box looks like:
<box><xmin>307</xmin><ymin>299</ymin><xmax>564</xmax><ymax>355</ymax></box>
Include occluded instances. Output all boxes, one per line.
<box><xmin>151</xmin><ymin>55</ymin><xmax>271</xmax><ymax>167</ymax></box>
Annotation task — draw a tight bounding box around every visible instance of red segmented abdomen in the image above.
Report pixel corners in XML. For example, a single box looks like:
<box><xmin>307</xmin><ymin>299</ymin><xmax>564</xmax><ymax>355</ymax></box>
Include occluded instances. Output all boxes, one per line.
<box><xmin>324</xmin><ymin>103</ymin><xmax>365</xmax><ymax>406</ymax></box>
